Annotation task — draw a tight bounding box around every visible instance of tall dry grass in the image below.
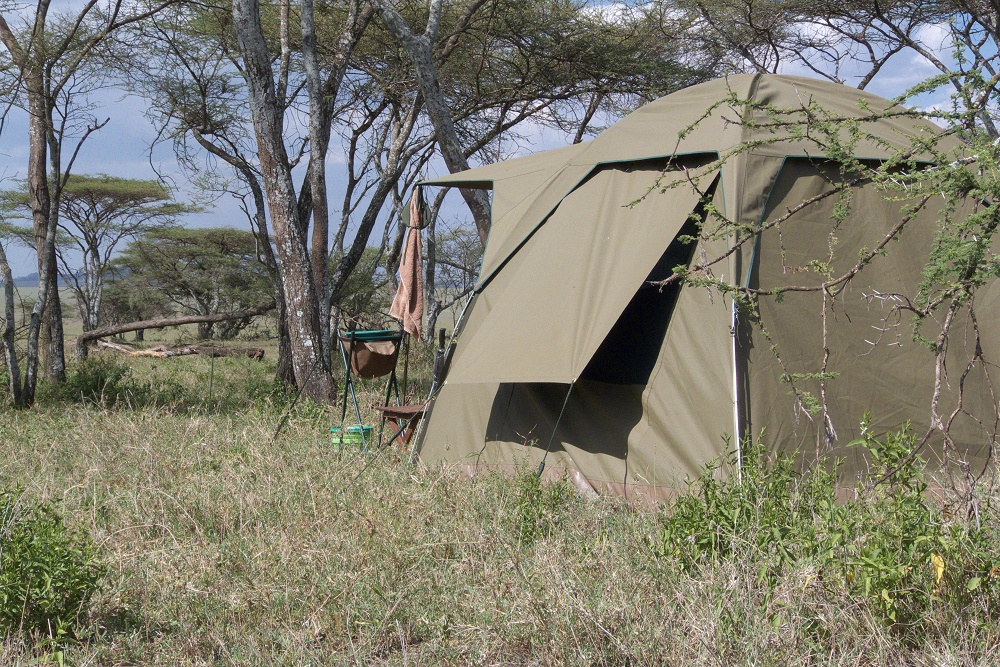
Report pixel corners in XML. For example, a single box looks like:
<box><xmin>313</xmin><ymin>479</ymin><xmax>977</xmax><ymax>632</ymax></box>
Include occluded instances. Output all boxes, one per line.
<box><xmin>0</xmin><ymin>351</ymin><xmax>996</xmax><ymax>665</ymax></box>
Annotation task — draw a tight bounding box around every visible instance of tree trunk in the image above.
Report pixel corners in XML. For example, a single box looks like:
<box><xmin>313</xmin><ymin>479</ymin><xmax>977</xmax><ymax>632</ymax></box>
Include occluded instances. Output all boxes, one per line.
<box><xmin>45</xmin><ymin>106</ymin><xmax>66</xmax><ymax>382</ymax></box>
<box><xmin>372</xmin><ymin>0</ymin><xmax>492</xmax><ymax>244</ymax></box>
<box><xmin>232</xmin><ymin>0</ymin><xmax>334</xmax><ymax>403</ymax></box>
<box><xmin>424</xmin><ymin>191</ymin><xmax>438</xmax><ymax>344</ymax></box>
<box><xmin>0</xmin><ymin>243</ymin><xmax>24</xmax><ymax>407</ymax></box>
<box><xmin>197</xmin><ymin>321</ymin><xmax>213</xmax><ymax>340</ymax></box>
<box><xmin>301</xmin><ymin>0</ymin><xmax>332</xmax><ymax>367</ymax></box>
<box><xmin>23</xmin><ymin>69</ymin><xmax>56</xmax><ymax>404</ymax></box>
<box><xmin>46</xmin><ymin>261</ymin><xmax>65</xmax><ymax>380</ymax></box>
<box><xmin>274</xmin><ymin>294</ymin><xmax>295</xmax><ymax>387</ymax></box>
<box><xmin>21</xmin><ymin>178</ymin><xmax>61</xmax><ymax>406</ymax></box>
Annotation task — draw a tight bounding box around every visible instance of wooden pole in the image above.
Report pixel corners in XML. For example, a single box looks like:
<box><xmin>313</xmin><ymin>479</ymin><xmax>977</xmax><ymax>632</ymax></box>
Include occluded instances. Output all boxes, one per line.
<box><xmin>400</xmin><ymin>332</ymin><xmax>410</xmax><ymax>402</ymax></box>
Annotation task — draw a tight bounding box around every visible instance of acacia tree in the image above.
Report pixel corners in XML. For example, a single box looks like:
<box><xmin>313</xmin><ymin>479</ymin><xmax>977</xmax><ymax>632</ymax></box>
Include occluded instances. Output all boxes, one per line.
<box><xmin>230</xmin><ymin>0</ymin><xmax>376</xmax><ymax>402</ymax></box>
<box><xmin>108</xmin><ymin>227</ymin><xmax>272</xmax><ymax>339</ymax></box>
<box><xmin>0</xmin><ymin>174</ymin><xmax>190</xmax><ymax>331</ymax></box>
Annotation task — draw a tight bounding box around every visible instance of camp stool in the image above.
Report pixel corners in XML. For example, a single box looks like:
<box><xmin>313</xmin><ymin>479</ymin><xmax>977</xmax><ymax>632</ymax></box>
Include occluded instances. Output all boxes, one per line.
<box><xmin>373</xmin><ymin>328</ymin><xmax>453</xmax><ymax>451</ymax></box>
<box><xmin>337</xmin><ymin>328</ymin><xmax>403</xmax><ymax>450</ymax></box>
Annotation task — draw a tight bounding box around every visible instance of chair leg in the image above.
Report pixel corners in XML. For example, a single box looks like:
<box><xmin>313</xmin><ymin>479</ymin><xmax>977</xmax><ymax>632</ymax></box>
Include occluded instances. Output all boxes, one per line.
<box><xmin>376</xmin><ymin>372</ymin><xmax>397</xmax><ymax>449</ymax></box>
<box><xmin>339</xmin><ymin>340</ymin><xmax>352</xmax><ymax>426</ymax></box>
<box><xmin>349</xmin><ymin>380</ymin><xmax>366</xmax><ymax>450</ymax></box>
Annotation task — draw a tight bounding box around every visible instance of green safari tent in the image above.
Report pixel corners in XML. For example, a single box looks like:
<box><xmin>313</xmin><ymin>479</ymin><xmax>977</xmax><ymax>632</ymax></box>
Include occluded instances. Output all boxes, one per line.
<box><xmin>413</xmin><ymin>74</ymin><xmax>1000</xmax><ymax>501</ymax></box>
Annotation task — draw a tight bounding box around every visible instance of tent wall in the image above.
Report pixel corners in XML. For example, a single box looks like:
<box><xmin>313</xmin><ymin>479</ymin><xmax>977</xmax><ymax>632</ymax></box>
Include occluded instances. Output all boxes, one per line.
<box><xmin>743</xmin><ymin>159</ymin><xmax>998</xmax><ymax>477</ymax></box>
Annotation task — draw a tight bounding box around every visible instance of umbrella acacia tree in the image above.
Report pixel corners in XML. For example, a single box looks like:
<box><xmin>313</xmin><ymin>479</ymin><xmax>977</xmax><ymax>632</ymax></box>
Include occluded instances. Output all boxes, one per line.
<box><xmin>107</xmin><ymin>226</ymin><xmax>273</xmax><ymax>340</ymax></box>
<box><xmin>0</xmin><ymin>174</ymin><xmax>191</xmax><ymax>332</ymax></box>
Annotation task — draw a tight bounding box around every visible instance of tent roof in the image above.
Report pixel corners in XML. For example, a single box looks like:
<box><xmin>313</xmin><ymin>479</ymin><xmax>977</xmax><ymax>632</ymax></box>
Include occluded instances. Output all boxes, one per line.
<box><xmin>420</xmin><ymin>143</ymin><xmax>588</xmax><ymax>188</ymax></box>
<box><xmin>422</xmin><ymin>73</ymin><xmax>958</xmax><ymax>189</ymax></box>
<box><xmin>570</xmin><ymin>73</ymin><xmax>956</xmax><ymax>164</ymax></box>
<box><xmin>422</xmin><ymin>74</ymin><xmax>963</xmax><ymax>289</ymax></box>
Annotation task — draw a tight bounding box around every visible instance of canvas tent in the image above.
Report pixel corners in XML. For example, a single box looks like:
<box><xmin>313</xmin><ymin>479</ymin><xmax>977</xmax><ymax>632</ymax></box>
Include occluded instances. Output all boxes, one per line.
<box><xmin>414</xmin><ymin>73</ymin><xmax>1000</xmax><ymax>500</ymax></box>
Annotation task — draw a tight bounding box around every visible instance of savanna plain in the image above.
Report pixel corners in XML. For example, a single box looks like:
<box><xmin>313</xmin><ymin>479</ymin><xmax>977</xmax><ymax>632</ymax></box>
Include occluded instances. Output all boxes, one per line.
<box><xmin>1</xmin><ymin>330</ymin><xmax>999</xmax><ymax>666</ymax></box>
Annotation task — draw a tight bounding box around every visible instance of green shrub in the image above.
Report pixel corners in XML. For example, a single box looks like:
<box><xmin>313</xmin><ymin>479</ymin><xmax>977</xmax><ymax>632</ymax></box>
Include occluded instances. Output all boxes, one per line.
<box><xmin>657</xmin><ymin>422</ymin><xmax>1000</xmax><ymax>638</ymax></box>
<box><xmin>0</xmin><ymin>489</ymin><xmax>103</xmax><ymax>639</ymax></box>
<box><xmin>39</xmin><ymin>357</ymin><xmax>140</xmax><ymax>406</ymax></box>
<box><xmin>37</xmin><ymin>357</ymin><xmax>195</xmax><ymax>409</ymax></box>
<box><xmin>514</xmin><ymin>471</ymin><xmax>576</xmax><ymax>546</ymax></box>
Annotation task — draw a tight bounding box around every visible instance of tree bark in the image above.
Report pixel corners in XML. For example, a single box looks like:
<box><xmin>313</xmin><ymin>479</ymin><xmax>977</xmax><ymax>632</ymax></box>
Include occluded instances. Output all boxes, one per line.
<box><xmin>97</xmin><ymin>339</ymin><xmax>199</xmax><ymax>357</ymax></box>
<box><xmin>45</xmin><ymin>103</ymin><xmax>66</xmax><ymax>381</ymax></box>
<box><xmin>0</xmin><ymin>242</ymin><xmax>24</xmax><ymax>407</ymax></box>
<box><xmin>301</xmin><ymin>0</ymin><xmax>333</xmax><ymax>367</ymax></box>
<box><xmin>26</xmin><ymin>67</ymin><xmax>58</xmax><ymax>394</ymax></box>
<box><xmin>232</xmin><ymin>0</ymin><xmax>334</xmax><ymax>403</ymax></box>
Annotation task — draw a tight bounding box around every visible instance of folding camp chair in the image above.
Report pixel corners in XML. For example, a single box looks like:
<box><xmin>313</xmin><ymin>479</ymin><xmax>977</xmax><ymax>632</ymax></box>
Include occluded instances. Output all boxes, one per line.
<box><xmin>338</xmin><ymin>328</ymin><xmax>403</xmax><ymax>449</ymax></box>
<box><xmin>373</xmin><ymin>327</ymin><xmax>455</xmax><ymax>450</ymax></box>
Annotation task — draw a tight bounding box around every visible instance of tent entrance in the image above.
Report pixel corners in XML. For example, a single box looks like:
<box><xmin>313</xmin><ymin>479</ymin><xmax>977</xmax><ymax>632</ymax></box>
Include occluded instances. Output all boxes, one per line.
<box><xmin>483</xmin><ymin>208</ymin><xmax>706</xmax><ymax>460</ymax></box>
<box><xmin>484</xmin><ymin>381</ymin><xmax>643</xmax><ymax>461</ymax></box>
<box><xmin>580</xmin><ymin>215</ymin><xmax>700</xmax><ymax>385</ymax></box>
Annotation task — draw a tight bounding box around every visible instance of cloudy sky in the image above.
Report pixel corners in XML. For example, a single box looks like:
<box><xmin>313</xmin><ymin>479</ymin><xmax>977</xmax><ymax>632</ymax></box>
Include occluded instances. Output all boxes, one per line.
<box><xmin>0</xmin><ymin>6</ymin><xmax>956</xmax><ymax>277</ymax></box>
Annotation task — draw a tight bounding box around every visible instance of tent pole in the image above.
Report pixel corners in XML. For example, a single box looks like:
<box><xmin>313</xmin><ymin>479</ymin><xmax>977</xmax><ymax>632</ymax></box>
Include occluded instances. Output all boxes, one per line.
<box><xmin>537</xmin><ymin>381</ymin><xmax>575</xmax><ymax>477</ymax></box>
<box><xmin>732</xmin><ymin>299</ymin><xmax>742</xmax><ymax>482</ymax></box>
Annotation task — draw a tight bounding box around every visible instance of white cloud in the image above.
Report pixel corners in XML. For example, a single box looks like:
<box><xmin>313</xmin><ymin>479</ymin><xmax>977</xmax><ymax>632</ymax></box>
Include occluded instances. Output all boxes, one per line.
<box><xmin>579</xmin><ymin>1</ymin><xmax>630</xmax><ymax>25</ymax></box>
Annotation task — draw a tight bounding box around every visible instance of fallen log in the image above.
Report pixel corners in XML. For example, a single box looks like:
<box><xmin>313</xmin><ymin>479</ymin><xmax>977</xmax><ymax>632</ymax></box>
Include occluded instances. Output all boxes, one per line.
<box><xmin>96</xmin><ymin>339</ymin><xmax>198</xmax><ymax>358</ymax></box>
<box><xmin>75</xmin><ymin>302</ymin><xmax>275</xmax><ymax>360</ymax></box>
<box><xmin>95</xmin><ymin>339</ymin><xmax>138</xmax><ymax>354</ymax></box>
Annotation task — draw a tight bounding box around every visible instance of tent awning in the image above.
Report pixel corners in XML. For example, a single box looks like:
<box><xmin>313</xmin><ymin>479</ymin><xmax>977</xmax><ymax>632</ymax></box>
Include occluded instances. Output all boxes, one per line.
<box><xmin>419</xmin><ymin>143</ymin><xmax>590</xmax><ymax>188</ymax></box>
<box><xmin>445</xmin><ymin>165</ymin><xmax>718</xmax><ymax>385</ymax></box>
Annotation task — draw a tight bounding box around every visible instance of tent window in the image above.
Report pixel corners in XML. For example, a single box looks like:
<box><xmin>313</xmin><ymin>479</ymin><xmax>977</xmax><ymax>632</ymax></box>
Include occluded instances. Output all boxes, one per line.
<box><xmin>579</xmin><ymin>215</ymin><xmax>700</xmax><ymax>385</ymax></box>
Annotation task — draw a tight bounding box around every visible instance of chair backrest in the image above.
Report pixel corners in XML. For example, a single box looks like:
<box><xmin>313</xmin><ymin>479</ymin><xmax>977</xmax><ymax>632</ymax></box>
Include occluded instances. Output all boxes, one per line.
<box><xmin>340</xmin><ymin>330</ymin><xmax>402</xmax><ymax>379</ymax></box>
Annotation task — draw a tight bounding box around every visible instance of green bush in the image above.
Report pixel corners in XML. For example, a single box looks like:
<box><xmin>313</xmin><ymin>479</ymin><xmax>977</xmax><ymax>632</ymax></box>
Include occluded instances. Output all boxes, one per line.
<box><xmin>0</xmin><ymin>489</ymin><xmax>103</xmax><ymax>639</ymax></box>
<box><xmin>38</xmin><ymin>357</ymin><xmax>194</xmax><ymax>409</ymax></box>
<box><xmin>39</xmin><ymin>357</ymin><xmax>141</xmax><ymax>406</ymax></box>
<box><xmin>657</xmin><ymin>422</ymin><xmax>1000</xmax><ymax>638</ymax></box>
<box><xmin>514</xmin><ymin>470</ymin><xmax>577</xmax><ymax>546</ymax></box>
